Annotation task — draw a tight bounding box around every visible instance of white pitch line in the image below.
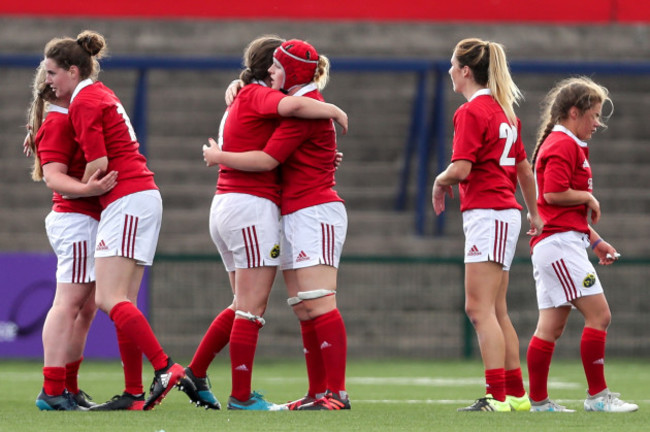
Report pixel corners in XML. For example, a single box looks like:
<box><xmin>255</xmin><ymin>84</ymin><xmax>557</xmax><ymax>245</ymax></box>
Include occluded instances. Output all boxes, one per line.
<box><xmin>5</xmin><ymin>373</ymin><xmax>577</xmax><ymax>388</ymax></box>
<box><xmin>355</xmin><ymin>399</ymin><xmax>650</xmax><ymax>405</ymax></box>
<box><xmin>6</xmin><ymin>372</ymin><xmax>582</xmax><ymax>390</ymax></box>
<box><xmin>1</xmin><ymin>371</ymin><xmax>129</xmax><ymax>381</ymax></box>
<box><xmin>265</xmin><ymin>376</ymin><xmax>581</xmax><ymax>389</ymax></box>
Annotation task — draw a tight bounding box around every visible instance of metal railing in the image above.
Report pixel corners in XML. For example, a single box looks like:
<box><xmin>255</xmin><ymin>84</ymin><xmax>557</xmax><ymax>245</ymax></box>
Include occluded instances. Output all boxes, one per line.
<box><xmin>398</xmin><ymin>59</ymin><xmax>650</xmax><ymax>236</ymax></box>
<box><xmin>151</xmin><ymin>254</ymin><xmax>650</xmax><ymax>359</ymax></box>
<box><xmin>3</xmin><ymin>54</ymin><xmax>650</xmax><ymax>237</ymax></box>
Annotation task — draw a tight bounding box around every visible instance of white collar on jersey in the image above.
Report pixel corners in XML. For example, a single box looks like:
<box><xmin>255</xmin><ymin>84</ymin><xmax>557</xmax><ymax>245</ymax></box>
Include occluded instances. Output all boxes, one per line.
<box><xmin>47</xmin><ymin>104</ymin><xmax>68</xmax><ymax>115</ymax></box>
<box><xmin>70</xmin><ymin>78</ymin><xmax>93</xmax><ymax>104</ymax></box>
<box><xmin>251</xmin><ymin>79</ymin><xmax>268</xmax><ymax>87</ymax></box>
<box><xmin>552</xmin><ymin>124</ymin><xmax>588</xmax><ymax>148</ymax></box>
<box><xmin>469</xmin><ymin>88</ymin><xmax>491</xmax><ymax>101</ymax></box>
<box><xmin>292</xmin><ymin>83</ymin><xmax>318</xmax><ymax>97</ymax></box>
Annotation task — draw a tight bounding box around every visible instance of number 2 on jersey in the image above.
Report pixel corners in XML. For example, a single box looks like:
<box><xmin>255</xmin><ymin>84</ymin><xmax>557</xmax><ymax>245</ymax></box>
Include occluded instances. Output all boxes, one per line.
<box><xmin>499</xmin><ymin>122</ymin><xmax>517</xmax><ymax>166</ymax></box>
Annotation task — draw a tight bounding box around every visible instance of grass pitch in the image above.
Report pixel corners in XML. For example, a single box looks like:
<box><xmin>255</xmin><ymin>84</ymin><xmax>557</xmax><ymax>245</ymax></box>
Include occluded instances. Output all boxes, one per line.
<box><xmin>0</xmin><ymin>358</ymin><xmax>647</xmax><ymax>432</ymax></box>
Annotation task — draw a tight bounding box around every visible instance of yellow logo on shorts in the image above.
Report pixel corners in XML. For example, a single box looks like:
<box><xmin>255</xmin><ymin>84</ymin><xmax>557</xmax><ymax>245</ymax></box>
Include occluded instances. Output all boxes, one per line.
<box><xmin>583</xmin><ymin>273</ymin><xmax>596</xmax><ymax>288</ymax></box>
<box><xmin>270</xmin><ymin>244</ymin><xmax>280</xmax><ymax>259</ymax></box>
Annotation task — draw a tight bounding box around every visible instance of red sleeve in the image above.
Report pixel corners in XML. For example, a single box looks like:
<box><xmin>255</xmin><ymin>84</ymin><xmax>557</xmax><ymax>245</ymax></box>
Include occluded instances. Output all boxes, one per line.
<box><xmin>37</xmin><ymin>115</ymin><xmax>76</xmax><ymax>166</ymax></box>
<box><xmin>514</xmin><ymin>120</ymin><xmax>527</xmax><ymax>163</ymax></box>
<box><xmin>263</xmin><ymin>118</ymin><xmax>309</xmax><ymax>163</ymax></box>
<box><xmin>451</xmin><ymin>106</ymin><xmax>483</xmax><ymax>163</ymax></box>
<box><xmin>248</xmin><ymin>86</ymin><xmax>287</xmax><ymax>118</ymax></box>
<box><xmin>542</xmin><ymin>145</ymin><xmax>576</xmax><ymax>194</ymax></box>
<box><xmin>70</xmin><ymin>99</ymin><xmax>107</xmax><ymax>162</ymax></box>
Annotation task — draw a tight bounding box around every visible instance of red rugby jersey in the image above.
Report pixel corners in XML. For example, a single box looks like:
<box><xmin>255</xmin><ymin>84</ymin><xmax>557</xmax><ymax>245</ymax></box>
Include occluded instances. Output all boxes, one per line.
<box><xmin>216</xmin><ymin>83</ymin><xmax>286</xmax><ymax>205</ymax></box>
<box><xmin>36</xmin><ymin>106</ymin><xmax>102</xmax><ymax>220</ymax></box>
<box><xmin>530</xmin><ymin>126</ymin><xmax>592</xmax><ymax>250</ymax></box>
<box><xmin>69</xmin><ymin>80</ymin><xmax>157</xmax><ymax>208</ymax></box>
<box><xmin>262</xmin><ymin>87</ymin><xmax>343</xmax><ymax>215</ymax></box>
<box><xmin>451</xmin><ymin>91</ymin><xmax>526</xmax><ymax>212</ymax></box>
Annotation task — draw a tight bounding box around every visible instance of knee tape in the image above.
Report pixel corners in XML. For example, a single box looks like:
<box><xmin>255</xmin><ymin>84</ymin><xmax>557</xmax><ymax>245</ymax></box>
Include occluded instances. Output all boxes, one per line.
<box><xmin>287</xmin><ymin>296</ymin><xmax>302</xmax><ymax>306</ymax></box>
<box><xmin>297</xmin><ymin>289</ymin><xmax>336</xmax><ymax>301</ymax></box>
<box><xmin>235</xmin><ymin>310</ymin><xmax>266</xmax><ymax>328</ymax></box>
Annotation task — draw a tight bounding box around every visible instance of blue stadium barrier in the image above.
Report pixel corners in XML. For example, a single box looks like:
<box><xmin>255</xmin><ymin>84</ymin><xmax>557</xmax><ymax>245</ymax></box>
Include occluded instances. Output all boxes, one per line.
<box><xmin>3</xmin><ymin>54</ymin><xmax>650</xmax><ymax>237</ymax></box>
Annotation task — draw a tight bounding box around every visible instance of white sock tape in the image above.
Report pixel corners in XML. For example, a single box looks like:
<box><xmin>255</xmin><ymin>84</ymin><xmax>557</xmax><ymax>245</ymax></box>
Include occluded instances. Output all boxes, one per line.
<box><xmin>235</xmin><ymin>310</ymin><xmax>266</xmax><ymax>327</ymax></box>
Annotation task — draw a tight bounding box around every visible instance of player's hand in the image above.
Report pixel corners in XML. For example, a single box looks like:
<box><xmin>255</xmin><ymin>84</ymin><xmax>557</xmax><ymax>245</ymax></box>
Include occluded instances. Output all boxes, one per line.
<box><xmin>85</xmin><ymin>169</ymin><xmax>118</xmax><ymax>196</ymax></box>
<box><xmin>432</xmin><ymin>181</ymin><xmax>453</xmax><ymax>215</ymax></box>
<box><xmin>225</xmin><ymin>79</ymin><xmax>243</xmax><ymax>106</ymax></box>
<box><xmin>586</xmin><ymin>193</ymin><xmax>601</xmax><ymax>225</ymax></box>
<box><xmin>23</xmin><ymin>127</ymin><xmax>32</xmax><ymax>157</ymax></box>
<box><xmin>526</xmin><ymin>212</ymin><xmax>544</xmax><ymax>236</ymax></box>
<box><xmin>593</xmin><ymin>239</ymin><xmax>619</xmax><ymax>266</ymax></box>
<box><xmin>203</xmin><ymin>138</ymin><xmax>222</xmax><ymax>167</ymax></box>
<box><xmin>334</xmin><ymin>151</ymin><xmax>343</xmax><ymax>169</ymax></box>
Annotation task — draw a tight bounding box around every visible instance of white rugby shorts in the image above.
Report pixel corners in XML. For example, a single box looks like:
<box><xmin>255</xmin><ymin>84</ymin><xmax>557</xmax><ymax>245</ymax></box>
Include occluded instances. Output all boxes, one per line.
<box><xmin>45</xmin><ymin>211</ymin><xmax>98</xmax><ymax>284</ymax></box>
<box><xmin>209</xmin><ymin>193</ymin><xmax>281</xmax><ymax>272</ymax></box>
<box><xmin>94</xmin><ymin>190</ymin><xmax>162</xmax><ymax>266</ymax></box>
<box><xmin>532</xmin><ymin>230</ymin><xmax>603</xmax><ymax>309</ymax></box>
<box><xmin>280</xmin><ymin>201</ymin><xmax>347</xmax><ymax>270</ymax></box>
<box><xmin>462</xmin><ymin>208</ymin><xmax>521</xmax><ymax>271</ymax></box>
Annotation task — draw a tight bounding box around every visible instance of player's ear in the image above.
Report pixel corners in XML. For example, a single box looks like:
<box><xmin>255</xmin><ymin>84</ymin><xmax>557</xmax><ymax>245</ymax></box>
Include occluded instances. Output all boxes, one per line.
<box><xmin>68</xmin><ymin>65</ymin><xmax>80</xmax><ymax>81</ymax></box>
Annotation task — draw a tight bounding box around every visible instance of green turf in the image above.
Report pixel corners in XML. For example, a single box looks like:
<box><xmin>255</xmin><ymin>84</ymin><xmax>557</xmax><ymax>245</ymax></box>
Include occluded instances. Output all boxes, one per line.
<box><xmin>0</xmin><ymin>358</ymin><xmax>647</xmax><ymax>432</ymax></box>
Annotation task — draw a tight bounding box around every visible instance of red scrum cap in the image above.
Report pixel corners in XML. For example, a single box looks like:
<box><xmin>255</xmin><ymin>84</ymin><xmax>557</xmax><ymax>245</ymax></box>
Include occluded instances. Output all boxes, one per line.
<box><xmin>273</xmin><ymin>39</ymin><xmax>319</xmax><ymax>92</ymax></box>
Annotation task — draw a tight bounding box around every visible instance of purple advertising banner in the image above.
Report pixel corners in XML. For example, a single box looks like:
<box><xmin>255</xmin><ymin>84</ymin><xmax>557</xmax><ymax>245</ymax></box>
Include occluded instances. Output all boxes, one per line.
<box><xmin>0</xmin><ymin>252</ymin><xmax>148</xmax><ymax>359</ymax></box>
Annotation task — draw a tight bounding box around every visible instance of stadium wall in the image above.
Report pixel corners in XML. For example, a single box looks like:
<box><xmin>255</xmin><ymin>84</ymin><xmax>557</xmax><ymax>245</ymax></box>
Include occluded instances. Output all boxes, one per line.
<box><xmin>1</xmin><ymin>14</ymin><xmax>649</xmax><ymax>360</ymax></box>
<box><xmin>0</xmin><ymin>0</ymin><xmax>649</xmax><ymax>23</ymax></box>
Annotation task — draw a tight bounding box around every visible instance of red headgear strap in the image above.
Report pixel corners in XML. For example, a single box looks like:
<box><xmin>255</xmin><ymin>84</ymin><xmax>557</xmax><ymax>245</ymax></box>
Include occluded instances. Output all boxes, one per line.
<box><xmin>273</xmin><ymin>39</ymin><xmax>319</xmax><ymax>92</ymax></box>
